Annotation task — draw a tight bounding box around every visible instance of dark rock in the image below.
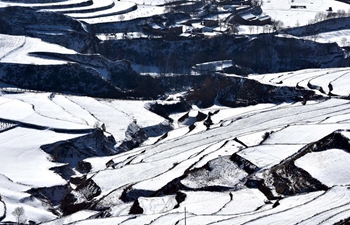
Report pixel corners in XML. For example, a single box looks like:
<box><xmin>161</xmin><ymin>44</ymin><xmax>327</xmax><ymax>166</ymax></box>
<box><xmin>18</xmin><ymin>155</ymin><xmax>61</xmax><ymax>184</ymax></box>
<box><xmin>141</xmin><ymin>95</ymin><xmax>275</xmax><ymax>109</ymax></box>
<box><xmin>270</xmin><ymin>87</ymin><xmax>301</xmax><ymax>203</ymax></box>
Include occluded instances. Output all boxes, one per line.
<box><xmin>61</xmin><ymin>178</ymin><xmax>101</xmax><ymax>215</ymax></box>
<box><xmin>41</xmin><ymin>129</ymin><xmax>117</xmax><ymax>168</ymax></box>
<box><xmin>129</xmin><ymin>199</ymin><xmax>144</xmax><ymax>214</ymax></box>
<box><xmin>27</xmin><ymin>185</ymin><xmax>69</xmax><ymax>208</ymax></box>
<box><xmin>146</xmin><ymin>100</ymin><xmax>192</xmax><ymax>120</ymax></box>
<box><xmin>174</xmin><ymin>191</ymin><xmax>187</xmax><ymax>208</ymax></box>
<box><xmin>77</xmin><ymin>161</ymin><xmax>92</xmax><ymax>174</ymax></box>
<box><xmin>230</xmin><ymin>153</ymin><xmax>258</xmax><ymax>174</ymax></box>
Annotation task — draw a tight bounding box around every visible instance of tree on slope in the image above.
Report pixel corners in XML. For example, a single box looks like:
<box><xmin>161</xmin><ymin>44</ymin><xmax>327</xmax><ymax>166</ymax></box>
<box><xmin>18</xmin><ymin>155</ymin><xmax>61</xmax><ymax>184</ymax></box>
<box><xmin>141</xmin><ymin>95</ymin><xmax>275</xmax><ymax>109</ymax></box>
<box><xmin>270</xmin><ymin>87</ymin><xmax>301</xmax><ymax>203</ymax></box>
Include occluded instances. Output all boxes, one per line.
<box><xmin>12</xmin><ymin>207</ymin><xmax>25</xmax><ymax>225</ymax></box>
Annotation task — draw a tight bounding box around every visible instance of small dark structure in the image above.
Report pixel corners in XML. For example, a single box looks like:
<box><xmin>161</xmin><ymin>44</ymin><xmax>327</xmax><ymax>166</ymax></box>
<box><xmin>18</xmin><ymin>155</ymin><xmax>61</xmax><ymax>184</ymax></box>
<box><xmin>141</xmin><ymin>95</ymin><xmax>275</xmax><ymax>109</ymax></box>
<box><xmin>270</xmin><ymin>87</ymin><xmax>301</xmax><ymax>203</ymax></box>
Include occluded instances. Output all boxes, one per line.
<box><xmin>217</xmin><ymin>0</ymin><xmax>250</xmax><ymax>5</ymax></box>
<box><xmin>202</xmin><ymin>19</ymin><xmax>219</xmax><ymax>27</ymax></box>
<box><xmin>291</xmin><ymin>5</ymin><xmax>307</xmax><ymax>9</ymax></box>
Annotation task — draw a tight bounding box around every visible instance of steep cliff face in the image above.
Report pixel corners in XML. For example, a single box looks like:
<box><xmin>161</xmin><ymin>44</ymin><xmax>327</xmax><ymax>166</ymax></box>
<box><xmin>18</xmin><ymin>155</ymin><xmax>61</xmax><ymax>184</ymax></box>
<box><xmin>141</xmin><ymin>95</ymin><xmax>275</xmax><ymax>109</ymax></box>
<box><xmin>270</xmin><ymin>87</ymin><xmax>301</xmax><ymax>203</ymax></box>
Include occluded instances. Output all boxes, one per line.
<box><xmin>185</xmin><ymin>73</ymin><xmax>316</xmax><ymax>108</ymax></box>
<box><xmin>98</xmin><ymin>34</ymin><xmax>349</xmax><ymax>75</ymax></box>
<box><xmin>98</xmin><ymin>35</ymin><xmax>249</xmax><ymax>74</ymax></box>
<box><xmin>232</xmin><ymin>35</ymin><xmax>347</xmax><ymax>73</ymax></box>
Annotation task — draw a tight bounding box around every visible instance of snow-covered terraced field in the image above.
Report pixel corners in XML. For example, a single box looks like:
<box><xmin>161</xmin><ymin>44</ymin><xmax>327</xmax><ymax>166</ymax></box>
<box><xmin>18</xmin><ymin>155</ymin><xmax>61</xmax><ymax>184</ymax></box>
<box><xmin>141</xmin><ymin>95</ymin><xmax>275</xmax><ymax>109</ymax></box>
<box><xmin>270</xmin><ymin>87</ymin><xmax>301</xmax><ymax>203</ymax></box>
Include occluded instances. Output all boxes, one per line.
<box><xmin>0</xmin><ymin>91</ymin><xmax>166</xmax><ymax>223</ymax></box>
<box><xmin>66</xmin><ymin>1</ymin><xmax>136</xmax><ymax>19</ymax></box>
<box><xmin>0</xmin><ymin>174</ymin><xmax>58</xmax><ymax>223</ymax></box>
<box><xmin>0</xmin><ymin>0</ymin><xmax>164</xmax><ymax>24</ymax></box>
<box><xmin>249</xmin><ymin>67</ymin><xmax>350</xmax><ymax>96</ymax></box>
<box><xmin>0</xmin><ymin>34</ymin><xmax>76</xmax><ymax>65</ymax></box>
<box><xmin>48</xmin><ymin>0</ymin><xmax>115</xmax><ymax>13</ymax></box>
<box><xmin>41</xmin><ymin>210</ymin><xmax>101</xmax><ymax>225</ymax></box>
<box><xmin>2</xmin><ymin>86</ymin><xmax>350</xmax><ymax>224</ymax></box>
<box><xmin>262</xmin><ymin>0</ymin><xmax>350</xmax><ymax>27</ymax></box>
<box><xmin>2</xmin><ymin>0</ymin><xmax>350</xmax><ymax>223</ymax></box>
<box><xmin>66</xmin><ymin>96</ymin><xmax>164</xmax><ymax>141</ymax></box>
<box><xmin>303</xmin><ymin>29</ymin><xmax>350</xmax><ymax>47</ymax></box>
<box><xmin>208</xmin><ymin>187</ymin><xmax>350</xmax><ymax>225</ymax></box>
<box><xmin>0</xmin><ymin>127</ymin><xmax>84</xmax><ymax>187</ymax></box>
<box><xmin>295</xmin><ymin>148</ymin><xmax>350</xmax><ymax>186</ymax></box>
<box><xmin>79</xmin><ymin>4</ymin><xmax>165</xmax><ymax>23</ymax></box>
<box><xmin>47</xmin><ymin>95</ymin><xmax>349</xmax><ymax>224</ymax></box>
<box><xmin>0</xmin><ymin>35</ymin><xmax>26</xmax><ymax>60</ymax></box>
<box><xmin>237</xmin><ymin>144</ymin><xmax>304</xmax><ymax>168</ymax></box>
<box><xmin>0</xmin><ymin>0</ymin><xmax>90</xmax><ymax>9</ymax></box>
<box><xmin>0</xmin><ymin>92</ymin><xmax>164</xmax><ymax>140</ymax></box>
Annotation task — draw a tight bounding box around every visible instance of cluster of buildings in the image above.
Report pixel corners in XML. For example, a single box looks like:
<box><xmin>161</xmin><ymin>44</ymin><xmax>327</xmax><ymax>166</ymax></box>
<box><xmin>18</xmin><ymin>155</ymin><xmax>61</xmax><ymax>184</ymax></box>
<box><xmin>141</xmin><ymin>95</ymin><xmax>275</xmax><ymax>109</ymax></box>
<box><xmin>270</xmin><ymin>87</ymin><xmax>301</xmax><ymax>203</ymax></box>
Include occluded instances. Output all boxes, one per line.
<box><xmin>140</xmin><ymin>0</ymin><xmax>272</xmax><ymax>40</ymax></box>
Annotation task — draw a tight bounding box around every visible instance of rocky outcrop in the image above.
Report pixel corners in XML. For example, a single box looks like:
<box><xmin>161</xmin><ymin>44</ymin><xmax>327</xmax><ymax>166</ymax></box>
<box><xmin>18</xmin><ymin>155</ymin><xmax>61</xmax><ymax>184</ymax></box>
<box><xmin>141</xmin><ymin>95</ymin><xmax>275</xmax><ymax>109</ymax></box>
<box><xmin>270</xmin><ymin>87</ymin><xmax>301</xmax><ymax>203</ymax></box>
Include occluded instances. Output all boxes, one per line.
<box><xmin>269</xmin><ymin>160</ymin><xmax>328</xmax><ymax>196</ymax></box>
<box><xmin>116</xmin><ymin>120</ymin><xmax>148</xmax><ymax>152</ymax></box>
<box><xmin>259</xmin><ymin>130</ymin><xmax>350</xmax><ymax>198</ymax></box>
<box><xmin>27</xmin><ymin>185</ymin><xmax>69</xmax><ymax>208</ymax></box>
<box><xmin>61</xmin><ymin>178</ymin><xmax>101</xmax><ymax>215</ymax></box>
<box><xmin>334</xmin><ymin>217</ymin><xmax>350</xmax><ymax>225</ymax></box>
<box><xmin>230</xmin><ymin>153</ymin><xmax>258</xmax><ymax>174</ymax></box>
<box><xmin>145</xmin><ymin>100</ymin><xmax>192</xmax><ymax>121</ymax></box>
<box><xmin>129</xmin><ymin>199</ymin><xmax>144</xmax><ymax>214</ymax></box>
<box><xmin>41</xmin><ymin>129</ymin><xmax>117</xmax><ymax>168</ymax></box>
<box><xmin>39</xmin><ymin>129</ymin><xmax>119</xmax><ymax>215</ymax></box>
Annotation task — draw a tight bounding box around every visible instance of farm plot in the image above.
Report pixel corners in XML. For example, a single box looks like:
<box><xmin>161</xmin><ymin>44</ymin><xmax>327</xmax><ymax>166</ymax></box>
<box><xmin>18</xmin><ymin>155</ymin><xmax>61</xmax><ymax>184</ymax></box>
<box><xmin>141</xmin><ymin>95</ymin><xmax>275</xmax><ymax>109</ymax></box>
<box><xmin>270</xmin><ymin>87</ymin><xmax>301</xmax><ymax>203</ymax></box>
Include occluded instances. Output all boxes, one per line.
<box><xmin>0</xmin><ymin>35</ymin><xmax>76</xmax><ymax>65</ymax></box>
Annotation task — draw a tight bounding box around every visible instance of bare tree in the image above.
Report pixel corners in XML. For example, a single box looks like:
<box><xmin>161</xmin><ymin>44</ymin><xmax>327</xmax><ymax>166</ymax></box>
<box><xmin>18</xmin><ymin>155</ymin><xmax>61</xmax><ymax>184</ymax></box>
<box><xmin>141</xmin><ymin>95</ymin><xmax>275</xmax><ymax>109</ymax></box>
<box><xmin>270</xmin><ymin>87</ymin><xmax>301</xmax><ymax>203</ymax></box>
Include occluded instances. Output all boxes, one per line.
<box><xmin>314</xmin><ymin>12</ymin><xmax>327</xmax><ymax>22</ymax></box>
<box><xmin>249</xmin><ymin>26</ymin><xmax>254</xmax><ymax>34</ymax></box>
<box><xmin>337</xmin><ymin>9</ymin><xmax>346</xmax><ymax>17</ymax></box>
<box><xmin>262</xmin><ymin>25</ymin><xmax>268</xmax><ymax>33</ymax></box>
<box><xmin>272</xmin><ymin>20</ymin><xmax>284</xmax><ymax>32</ymax></box>
<box><xmin>12</xmin><ymin>207</ymin><xmax>25</xmax><ymax>225</ymax></box>
<box><xmin>229</xmin><ymin>23</ymin><xmax>239</xmax><ymax>34</ymax></box>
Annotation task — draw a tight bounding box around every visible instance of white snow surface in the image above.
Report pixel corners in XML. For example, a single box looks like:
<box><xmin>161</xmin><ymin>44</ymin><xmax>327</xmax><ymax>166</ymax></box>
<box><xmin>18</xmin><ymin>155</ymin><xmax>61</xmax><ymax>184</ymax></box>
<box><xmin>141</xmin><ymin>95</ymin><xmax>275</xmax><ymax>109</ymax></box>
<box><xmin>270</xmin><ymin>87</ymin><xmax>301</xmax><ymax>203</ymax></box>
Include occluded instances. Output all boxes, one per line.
<box><xmin>66</xmin><ymin>96</ymin><xmax>164</xmax><ymax>142</ymax></box>
<box><xmin>0</xmin><ymin>34</ymin><xmax>76</xmax><ymax>65</ymax></box>
<box><xmin>0</xmin><ymin>0</ymin><xmax>88</xmax><ymax>8</ymax></box>
<box><xmin>42</xmin><ymin>210</ymin><xmax>100</xmax><ymax>225</ymax></box>
<box><xmin>68</xmin><ymin>2</ymin><xmax>136</xmax><ymax>18</ymax></box>
<box><xmin>249</xmin><ymin>68</ymin><xmax>350</xmax><ymax>97</ymax></box>
<box><xmin>262</xmin><ymin>0</ymin><xmax>350</xmax><ymax>27</ymax></box>
<box><xmin>138</xmin><ymin>195</ymin><xmax>178</xmax><ymax>215</ymax></box>
<box><xmin>2</xmin><ymin>0</ymin><xmax>350</xmax><ymax>220</ymax></box>
<box><xmin>0</xmin><ymin>127</ymin><xmax>85</xmax><ymax>187</ymax></box>
<box><xmin>237</xmin><ymin>144</ymin><xmax>304</xmax><ymax>168</ymax></box>
<box><xmin>80</xmin><ymin>4</ymin><xmax>165</xmax><ymax>24</ymax></box>
<box><xmin>295</xmin><ymin>148</ymin><xmax>350</xmax><ymax>186</ymax></box>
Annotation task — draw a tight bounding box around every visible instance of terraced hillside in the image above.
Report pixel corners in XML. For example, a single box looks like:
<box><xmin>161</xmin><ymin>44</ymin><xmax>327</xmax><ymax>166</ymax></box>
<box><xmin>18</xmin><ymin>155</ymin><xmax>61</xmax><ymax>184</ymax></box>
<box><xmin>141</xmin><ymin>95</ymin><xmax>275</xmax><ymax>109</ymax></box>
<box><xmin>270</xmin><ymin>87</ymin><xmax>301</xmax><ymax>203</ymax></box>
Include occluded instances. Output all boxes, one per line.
<box><xmin>1</xmin><ymin>0</ymin><xmax>350</xmax><ymax>224</ymax></box>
